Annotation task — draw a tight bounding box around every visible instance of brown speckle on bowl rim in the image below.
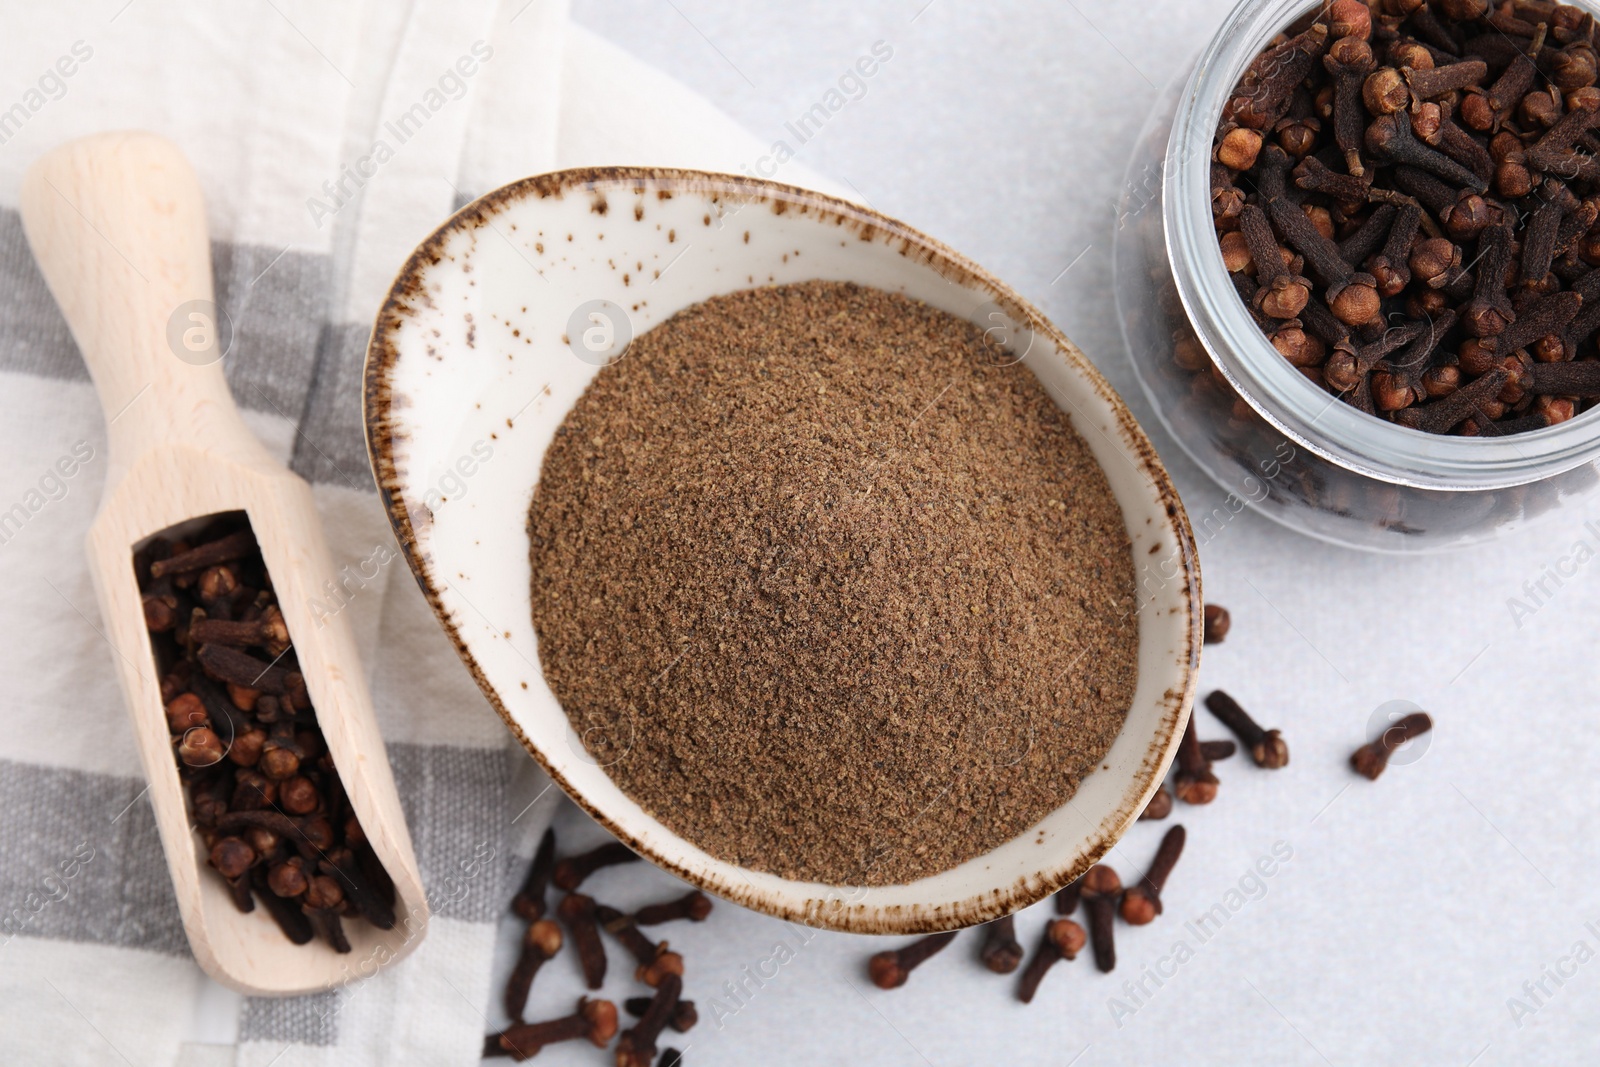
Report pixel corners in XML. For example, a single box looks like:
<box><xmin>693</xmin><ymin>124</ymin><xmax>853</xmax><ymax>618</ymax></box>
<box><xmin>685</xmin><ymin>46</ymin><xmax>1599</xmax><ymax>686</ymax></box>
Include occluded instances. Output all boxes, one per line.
<box><xmin>362</xmin><ymin>167</ymin><xmax>1201</xmax><ymax>933</ymax></box>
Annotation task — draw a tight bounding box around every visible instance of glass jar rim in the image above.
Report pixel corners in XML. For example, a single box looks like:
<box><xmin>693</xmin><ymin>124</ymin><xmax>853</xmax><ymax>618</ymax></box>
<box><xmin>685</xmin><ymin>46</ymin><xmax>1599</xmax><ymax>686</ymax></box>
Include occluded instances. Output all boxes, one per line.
<box><xmin>1165</xmin><ymin>0</ymin><xmax>1600</xmax><ymax>491</ymax></box>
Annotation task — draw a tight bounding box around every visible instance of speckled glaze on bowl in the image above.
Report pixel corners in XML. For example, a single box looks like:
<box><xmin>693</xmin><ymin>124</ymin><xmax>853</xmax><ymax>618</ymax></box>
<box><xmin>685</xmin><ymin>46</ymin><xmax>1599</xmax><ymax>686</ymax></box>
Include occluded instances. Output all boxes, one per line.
<box><xmin>363</xmin><ymin>168</ymin><xmax>1201</xmax><ymax>934</ymax></box>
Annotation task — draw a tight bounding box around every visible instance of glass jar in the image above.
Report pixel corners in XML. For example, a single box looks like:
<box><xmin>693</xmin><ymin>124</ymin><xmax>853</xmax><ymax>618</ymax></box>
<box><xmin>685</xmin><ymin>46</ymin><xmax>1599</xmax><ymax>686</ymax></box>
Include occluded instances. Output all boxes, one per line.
<box><xmin>1114</xmin><ymin>0</ymin><xmax>1600</xmax><ymax>553</ymax></box>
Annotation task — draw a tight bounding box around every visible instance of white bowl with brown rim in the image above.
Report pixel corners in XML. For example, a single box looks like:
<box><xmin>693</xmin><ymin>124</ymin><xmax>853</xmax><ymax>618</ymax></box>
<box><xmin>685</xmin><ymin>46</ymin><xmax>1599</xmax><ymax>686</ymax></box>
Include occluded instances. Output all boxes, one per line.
<box><xmin>363</xmin><ymin>168</ymin><xmax>1201</xmax><ymax>934</ymax></box>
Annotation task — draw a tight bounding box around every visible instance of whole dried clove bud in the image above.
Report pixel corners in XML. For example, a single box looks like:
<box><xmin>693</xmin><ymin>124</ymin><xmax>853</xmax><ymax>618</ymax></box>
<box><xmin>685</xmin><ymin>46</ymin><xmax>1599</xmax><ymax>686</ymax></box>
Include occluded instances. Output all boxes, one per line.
<box><xmin>302</xmin><ymin>874</ymin><xmax>350</xmax><ymax>952</ymax></box>
<box><xmin>1016</xmin><ymin>918</ymin><xmax>1085</xmax><ymax>1003</ymax></box>
<box><xmin>1442</xmin><ymin>192</ymin><xmax>1493</xmax><ymax>242</ymax></box>
<box><xmin>1351</xmin><ymin>712</ymin><xmax>1434</xmax><ymax>779</ymax></box>
<box><xmin>1174</xmin><ymin>713</ymin><xmax>1218</xmax><ymax>804</ymax></box>
<box><xmin>1079</xmin><ymin>865</ymin><xmax>1121</xmax><ymax>973</ymax></box>
<box><xmin>511</xmin><ymin>829</ymin><xmax>557</xmax><ymax>923</ymax></box>
<box><xmin>868</xmin><ymin>932</ymin><xmax>958</xmax><ymax>989</ymax></box>
<box><xmin>1121</xmin><ymin>826</ymin><xmax>1187</xmax><ymax>926</ymax></box>
<box><xmin>1553</xmin><ymin>45</ymin><xmax>1600</xmax><ymax>91</ymax></box>
<box><xmin>1204</xmin><ymin>690</ymin><xmax>1289</xmax><ymax>769</ymax></box>
<box><xmin>623</xmin><ymin>997</ymin><xmax>699</xmax><ymax>1033</ymax></box>
<box><xmin>552</xmin><ymin>841</ymin><xmax>640</xmax><ymax>891</ymax></box>
<box><xmin>1276</xmin><ymin>112</ymin><xmax>1322</xmax><ymax>157</ymax></box>
<box><xmin>616</xmin><ymin>976</ymin><xmax>681</xmax><ymax>1067</ymax></box>
<box><xmin>505</xmin><ymin>919</ymin><xmax>563</xmax><ymax>1022</ymax></box>
<box><xmin>634</xmin><ymin>891</ymin><xmax>713</xmax><ymax>926</ymax></box>
<box><xmin>491</xmin><ymin>997</ymin><xmax>619</xmax><ymax>1060</ymax></box>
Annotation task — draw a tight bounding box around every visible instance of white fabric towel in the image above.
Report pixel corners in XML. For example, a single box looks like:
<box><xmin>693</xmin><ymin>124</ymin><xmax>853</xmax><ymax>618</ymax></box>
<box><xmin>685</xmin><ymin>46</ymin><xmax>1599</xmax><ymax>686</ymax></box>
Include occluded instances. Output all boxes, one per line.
<box><xmin>0</xmin><ymin>3</ymin><xmax>836</xmax><ymax>1065</ymax></box>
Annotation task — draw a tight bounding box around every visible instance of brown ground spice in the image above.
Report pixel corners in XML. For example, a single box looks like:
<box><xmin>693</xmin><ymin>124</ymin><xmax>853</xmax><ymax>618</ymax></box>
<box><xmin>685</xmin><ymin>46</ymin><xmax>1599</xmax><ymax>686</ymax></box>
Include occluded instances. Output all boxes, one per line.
<box><xmin>527</xmin><ymin>281</ymin><xmax>1137</xmax><ymax>885</ymax></box>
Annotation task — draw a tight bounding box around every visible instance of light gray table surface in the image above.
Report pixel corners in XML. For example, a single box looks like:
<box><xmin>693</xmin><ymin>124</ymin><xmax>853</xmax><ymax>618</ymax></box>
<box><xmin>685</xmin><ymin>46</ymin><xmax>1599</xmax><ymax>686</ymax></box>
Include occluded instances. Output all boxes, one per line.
<box><xmin>528</xmin><ymin>2</ymin><xmax>1600</xmax><ymax>1063</ymax></box>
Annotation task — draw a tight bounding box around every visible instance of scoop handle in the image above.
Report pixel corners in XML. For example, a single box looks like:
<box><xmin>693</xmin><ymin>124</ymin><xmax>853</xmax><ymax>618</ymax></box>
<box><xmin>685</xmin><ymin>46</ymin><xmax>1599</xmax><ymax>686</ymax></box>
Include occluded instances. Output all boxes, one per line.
<box><xmin>20</xmin><ymin>131</ymin><xmax>254</xmax><ymax>478</ymax></box>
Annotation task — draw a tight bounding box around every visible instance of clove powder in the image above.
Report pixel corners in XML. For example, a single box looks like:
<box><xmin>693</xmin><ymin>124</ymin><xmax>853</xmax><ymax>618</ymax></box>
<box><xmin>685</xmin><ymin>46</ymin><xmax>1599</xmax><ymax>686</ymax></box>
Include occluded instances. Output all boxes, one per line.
<box><xmin>528</xmin><ymin>281</ymin><xmax>1138</xmax><ymax>885</ymax></box>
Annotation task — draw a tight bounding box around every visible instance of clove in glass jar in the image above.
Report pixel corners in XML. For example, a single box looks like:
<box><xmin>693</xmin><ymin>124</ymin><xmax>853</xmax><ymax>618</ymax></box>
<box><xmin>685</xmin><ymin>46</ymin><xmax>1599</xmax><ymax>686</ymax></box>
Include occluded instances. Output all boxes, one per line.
<box><xmin>1115</xmin><ymin>0</ymin><xmax>1600</xmax><ymax>552</ymax></box>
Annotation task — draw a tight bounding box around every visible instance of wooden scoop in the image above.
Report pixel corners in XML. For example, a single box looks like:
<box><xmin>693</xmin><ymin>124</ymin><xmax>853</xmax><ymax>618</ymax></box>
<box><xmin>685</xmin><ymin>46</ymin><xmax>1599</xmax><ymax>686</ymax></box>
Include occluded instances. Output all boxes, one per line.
<box><xmin>20</xmin><ymin>131</ymin><xmax>428</xmax><ymax>995</ymax></box>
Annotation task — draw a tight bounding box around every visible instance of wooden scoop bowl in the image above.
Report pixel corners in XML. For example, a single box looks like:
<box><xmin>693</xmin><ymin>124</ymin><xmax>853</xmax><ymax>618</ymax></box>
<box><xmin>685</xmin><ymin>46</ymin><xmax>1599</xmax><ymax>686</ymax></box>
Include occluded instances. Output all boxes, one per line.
<box><xmin>20</xmin><ymin>131</ymin><xmax>428</xmax><ymax>995</ymax></box>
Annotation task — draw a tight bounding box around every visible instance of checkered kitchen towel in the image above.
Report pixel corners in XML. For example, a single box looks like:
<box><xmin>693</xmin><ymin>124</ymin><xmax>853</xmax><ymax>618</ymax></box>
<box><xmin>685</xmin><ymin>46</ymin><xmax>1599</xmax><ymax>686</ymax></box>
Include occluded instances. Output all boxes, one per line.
<box><xmin>0</xmin><ymin>3</ymin><xmax>834</xmax><ymax>1064</ymax></box>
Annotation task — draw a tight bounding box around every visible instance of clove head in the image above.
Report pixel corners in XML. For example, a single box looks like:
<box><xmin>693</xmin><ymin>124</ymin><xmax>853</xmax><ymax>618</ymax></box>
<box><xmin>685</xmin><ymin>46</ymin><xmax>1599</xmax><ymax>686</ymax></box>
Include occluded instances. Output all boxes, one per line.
<box><xmin>1442</xmin><ymin>194</ymin><xmax>1493</xmax><ymax>242</ymax></box>
<box><xmin>1220</xmin><ymin>230</ymin><xmax>1253</xmax><ymax>273</ymax></box>
<box><xmin>165</xmin><ymin>693</ymin><xmax>208</xmax><ymax>732</ymax></box>
<box><xmin>1216</xmin><ymin>127</ymin><xmax>1264</xmax><ymax>171</ymax></box>
<box><xmin>259</xmin><ymin>743</ymin><xmax>300</xmax><ymax>781</ymax></box>
<box><xmin>1495</xmin><ymin>158</ymin><xmax>1535</xmax><ymax>198</ymax></box>
<box><xmin>209</xmin><ymin>837</ymin><xmax>254</xmax><ymax>880</ymax></box>
<box><xmin>1139</xmin><ymin>787</ymin><xmax>1173</xmax><ymax>821</ymax></box>
<box><xmin>527</xmin><ymin>918</ymin><xmax>563</xmax><ymax>957</ymax></box>
<box><xmin>299</xmin><ymin>816</ymin><xmax>334</xmax><ymax>852</ymax></box>
<box><xmin>267</xmin><ymin>857</ymin><xmax>309</xmax><ymax>898</ymax></box>
<box><xmin>1047</xmin><ymin>918</ymin><xmax>1086</xmax><ymax>961</ymax></box>
<box><xmin>579</xmin><ymin>997</ymin><xmax>619</xmax><ymax>1047</ymax></box>
<box><xmin>868</xmin><ymin>951</ymin><xmax>911</xmax><ymax>990</ymax></box>
<box><xmin>278</xmin><ymin>775</ymin><xmax>320</xmax><ymax>815</ymax></box>
<box><xmin>1174</xmin><ymin>764</ymin><xmax>1219</xmax><ymax>804</ymax></box>
<box><xmin>1350</xmin><ymin>743</ymin><xmax>1391</xmax><ymax>780</ymax></box>
<box><xmin>1080</xmin><ymin>864</ymin><xmax>1122</xmax><ymax>901</ymax></box>
<box><xmin>1363</xmin><ymin>68</ymin><xmax>1410</xmax><ymax>116</ymax></box>
<box><xmin>1120</xmin><ymin>885</ymin><xmax>1162</xmax><ymax>926</ymax></box>
<box><xmin>1408</xmin><ymin>238</ymin><xmax>1461</xmax><ymax>289</ymax></box>
<box><xmin>1271</xmin><ymin>324</ymin><xmax>1327</xmax><ymax>368</ymax></box>
<box><xmin>1257</xmin><ymin>276</ymin><xmax>1313</xmax><ymax>320</ymax></box>
<box><xmin>1202</xmin><ymin>603</ymin><xmax>1231</xmax><ymax>643</ymax></box>
<box><xmin>1322</xmin><ymin>349</ymin><xmax>1363</xmax><ymax>393</ymax></box>
<box><xmin>1422</xmin><ymin>365</ymin><xmax>1461</xmax><ymax>399</ymax></box>
<box><xmin>1327</xmin><ymin>0</ymin><xmax>1371</xmax><ymax>40</ymax></box>
<box><xmin>979</xmin><ymin>917</ymin><xmax>1025</xmax><ymax>975</ymax></box>
<box><xmin>304</xmin><ymin>874</ymin><xmax>344</xmax><ymax>911</ymax></box>
<box><xmin>1328</xmin><ymin>277</ymin><xmax>1382</xmax><ymax>326</ymax></box>
<box><xmin>1251</xmin><ymin>730</ymin><xmax>1291</xmax><ymax>769</ymax></box>
<box><xmin>1372</xmin><ymin>370</ymin><xmax>1421</xmax><ymax>412</ymax></box>
<box><xmin>638</xmin><ymin>948</ymin><xmax>685</xmax><ymax>988</ymax></box>
<box><xmin>178</xmin><ymin>726</ymin><xmax>224</xmax><ymax>767</ymax></box>
<box><xmin>1276</xmin><ymin>115</ymin><xmax>1321</xmax><ymax>157</ymax></box>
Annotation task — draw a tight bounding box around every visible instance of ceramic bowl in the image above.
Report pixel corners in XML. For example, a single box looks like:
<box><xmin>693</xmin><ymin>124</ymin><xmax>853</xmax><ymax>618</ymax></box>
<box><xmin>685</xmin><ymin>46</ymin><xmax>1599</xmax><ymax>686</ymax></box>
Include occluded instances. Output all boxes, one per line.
<box><xmin>363</xmin><ymin>168</ymin><xmax>1201</xmax><ymax>933</ymax></box>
